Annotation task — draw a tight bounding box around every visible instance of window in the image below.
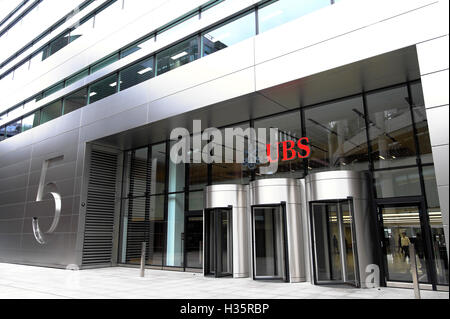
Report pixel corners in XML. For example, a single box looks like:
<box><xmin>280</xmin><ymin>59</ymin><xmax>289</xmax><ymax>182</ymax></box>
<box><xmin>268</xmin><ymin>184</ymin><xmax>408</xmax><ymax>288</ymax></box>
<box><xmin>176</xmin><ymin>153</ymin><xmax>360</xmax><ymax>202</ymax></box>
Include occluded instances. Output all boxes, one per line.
<box><xmin>304</xmin><ymin>96</ymin><xmax>369</xmax><ymax>172</ymax></box>
<box><xmin>119</xmin><ymin>57</ymin><xmax>154</xmax><ymax>91</ymax></box>
<box><xmin>169</xmin><ymin>140</ymin><xmax>186</xmax><ymax>193</ymax></box>
<box><xmin>366</xmin><ymin>85</ymin><xmax>417</xmax><ymax>169</ymax></box>
<box><xmin>202</xmin><ymin>11</ymin><xmax>256</xmax><ymax>56</ymax></box>
<box><xmin>156</xmin><ymin>36</ymin><xmax>199</xmax><ymax>76</ymax></box>
<box><xmin>43</xmin><ymin>32</ymin><xmax>71</xmax><ymax>60</ymax></box>
<box><xmin>166</xmin><ymin>192</ymin><xmax>185</xmax><ymax>267</ymax></box>
<box><xmin>0</xmin><ymin>126</ymin><xmax>5</xmax><ymax>141</ymax></box>
<box><xmin>6</xmin><ymin>119</ymin><xmax>22</xmax><ymax>138</ymax></box>
<box><xmin>40</xmin><ymin>100</ymin><xmax>62</xmax><ymax>124</ymax></box>
<box><xmin>254</xmin><ymin>110</ymin><xmax>304</xmax><ymax>178</ymax></box>
<box><xmin>63</xmin><ymin>88</ymin><xmax>88</xmax><ymax>114</ymax></box>
<box><xmin>374</xmin><ymin>167</ymin><xmax>422</xmax><ymax>198</ymax></box>
<box><xmin>150</xmin><ymin>143</ymin><xmax>167</xmax><ymax>195</ymax></box>
<box><xmin>65</xmin><ymin>69</ymin><xmax>89</xmax><ymax>87</ymax></box>
<box><xmin>258</xmin><ymin>0</ymin><xmax>331</xmax><ymax>34</ymax></box>
<box><xmin>91</xmin><ymin>53</ymin><xmax>119</xmax><ymax>74</ymax></box>
<box><xmin>410</xmin><ymin>83</ymin><xmax>433</xmax><ymax>164</ymax></box>
<box><xmin>121</xmin><ymin>36</ymin><xmax>154</xmax><ymax>58</ymax></box>
<box><xmin>43</xmin><ymin>82</ymin><xmax>64</xmax><ymax>98</ymax></box>
<box><xmin>88</xmin><ymin>74</ymin><xmax>118</xmax><ymax>104</ymax></box>
<box><xmin>69</xmin><ymin>16</ymin><xmax>94</xmax><ymax>43</ymax></box>
<box><xmin>22</xmin><ymin>111</ymin><xmax>40</xmax><ymax>132</ymax></box>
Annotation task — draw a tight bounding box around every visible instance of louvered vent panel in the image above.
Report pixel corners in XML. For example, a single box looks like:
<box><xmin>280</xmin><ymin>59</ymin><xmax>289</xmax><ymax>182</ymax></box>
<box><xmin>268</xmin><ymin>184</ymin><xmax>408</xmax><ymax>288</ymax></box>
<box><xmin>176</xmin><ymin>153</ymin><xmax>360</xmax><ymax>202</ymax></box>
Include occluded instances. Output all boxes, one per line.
<box><xmin>82</xmin><ymin>150</ymin><xmax>118</xmax><ymax>266</ymax></box>
<box><xmin>125</xmin><ymin>156</ymin><xmax>151</xmax><ymax>264</ymax></box>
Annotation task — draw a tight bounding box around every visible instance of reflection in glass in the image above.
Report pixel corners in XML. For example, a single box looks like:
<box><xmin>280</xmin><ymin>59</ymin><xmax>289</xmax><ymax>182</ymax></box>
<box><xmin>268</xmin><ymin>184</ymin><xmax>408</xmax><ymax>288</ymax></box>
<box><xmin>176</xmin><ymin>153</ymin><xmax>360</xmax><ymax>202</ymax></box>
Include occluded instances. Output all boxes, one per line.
<box><xmin>254</xmin><ymin>111</ymin><xmax>304</xmax><ymax>179</ymax></box>
<box><xmin>253</xmin><ymin>206</ymin><xmax>286</xmax><ymax>280</ymax></box>
<box><xmin>156</xmin><ymin>37</ymin><xmax>199</xmax><ymax>75</ymax></box>
<box><xmin>91</xmin><ymin>54</ymin><xmax>119</xmax><ymax>74</ymax></box>
<box><xmin>202</xmin><ymin>11</ymin><xmax>256</xmax><ymax>56</ymax></box>
<box><xmin>88</xmin><ymin>74</ymin><xmax>118</xmax><ymax>103</ymax></box>
<box><xmin>423</xmin><ymin>165</ymin><xmax>449</xmax><ymax>285</ymax></box>
<box><xmin>150</xmin><ymin>143</ymin><xmax>166</xmax><ymax>195</ymax></box>
<box><xmin>121</xmin><ymin>36</ymin><xmax>154</xmax><ymax>58</ymax></box>
<box><xmin>40</xmin><ymin>100</ymin><xmax>62</xmax><ymax>125</ymax></box>
<box><xmin>63</xmin><ymin>88</ymin><xmax>88</xmax><ymax>114</ymax></box>
<box><xmin>119</xmin><ymin>57</ymin><xmax>154</xmax><ymax>91</ymax></box>
<box><xmin>258</xmin><ymin>0</ymin><xmax>331</xmax><ymax>34</ymax></box>
<box><xmin>166</xmin><ymin>193</ymin><xmax>184</xmax><ymax>267</ymax></box>
<box><xmin>22</xmin><ymin>111</ymin><xmax>39</xmax><ymax>132</ymax></box>
<box><xmin>304</xmin><ymin>96</ymin><xmax>369</xmax><ymax>172</ymax></box>
<box><xmin>366</xmin><ymin>86</ymin><xmax>417</xmax><ymax>169</ymax></box>
<box><xmin>0</xmin><ymin>126</ymin><xmax>5</xmax><ymax>141</ymax></box>
<box><xmin>43</xmin><ymin>82</ymin><xmax>64</xmax><ymax>98</ymax></box>
<box><xmin>6</xmin><ymin>120</ymin><xmax>22</xmax><ymax>138</ymax></box>
<box><xmin>381</xmin><ymin>206</ymin><xmax>429</xmax><ymax>283</ymax></box>
<box><xmin>65</xmin><ymin>69</ymin><xmax>89</xmax><ymax>87</ymax></box>
<box><xmin>168</xmin><ymin>141</ymin><xmax>185</xmax><ymax>193</ymax></box>
<box><xmin>374</xmin><ymin>167</ymin><xmax>421</xmax><ymax>198</ymax></box>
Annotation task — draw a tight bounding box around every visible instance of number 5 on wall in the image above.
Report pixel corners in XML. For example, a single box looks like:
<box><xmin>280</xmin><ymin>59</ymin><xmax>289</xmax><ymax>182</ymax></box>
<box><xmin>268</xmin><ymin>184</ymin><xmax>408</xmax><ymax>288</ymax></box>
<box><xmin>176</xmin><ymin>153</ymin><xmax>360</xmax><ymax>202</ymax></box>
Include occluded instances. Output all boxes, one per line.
<box><xmin>32</xmin><ymin>157</ymin><xmax>63</xmax><ymax>245</ymax></box>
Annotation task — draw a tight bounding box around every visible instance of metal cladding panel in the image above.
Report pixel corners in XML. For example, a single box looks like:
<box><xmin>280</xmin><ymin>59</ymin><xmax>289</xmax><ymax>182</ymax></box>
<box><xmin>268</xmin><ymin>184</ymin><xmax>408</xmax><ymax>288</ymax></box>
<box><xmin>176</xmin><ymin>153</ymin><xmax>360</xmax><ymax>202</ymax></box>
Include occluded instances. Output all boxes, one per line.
<box><xmin>81</xmin><ymin>149</ymin><xmax>118</xmax><ymax>266</ymax></box>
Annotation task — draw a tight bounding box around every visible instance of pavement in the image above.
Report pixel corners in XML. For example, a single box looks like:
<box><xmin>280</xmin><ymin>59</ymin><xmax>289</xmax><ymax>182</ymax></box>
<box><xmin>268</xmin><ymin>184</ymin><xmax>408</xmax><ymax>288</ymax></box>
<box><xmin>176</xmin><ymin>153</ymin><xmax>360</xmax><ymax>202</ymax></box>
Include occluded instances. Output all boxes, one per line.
<box><xmin>0</xmin><ymin>263</ymin><xmax>448</xmax><ymax>299</ymax></box>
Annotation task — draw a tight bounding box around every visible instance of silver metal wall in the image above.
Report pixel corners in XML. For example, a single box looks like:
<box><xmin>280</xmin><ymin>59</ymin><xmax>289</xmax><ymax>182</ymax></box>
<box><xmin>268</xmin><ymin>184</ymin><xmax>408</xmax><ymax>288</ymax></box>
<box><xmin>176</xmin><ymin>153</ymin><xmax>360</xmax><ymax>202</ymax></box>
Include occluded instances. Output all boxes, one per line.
<box><xmin>305</xmin><ymin>170</ymin><xmax>378</xmax><ymax>288</ymax></box>
<box><xmin>204</xmin><ymin>184</ymin><xmax>249</xmax><ymax>278</ymax></box>
<box><xmin>250</xmin><ymin>178</ymin><xmax>306</xmax><ymax>283</ymax></box>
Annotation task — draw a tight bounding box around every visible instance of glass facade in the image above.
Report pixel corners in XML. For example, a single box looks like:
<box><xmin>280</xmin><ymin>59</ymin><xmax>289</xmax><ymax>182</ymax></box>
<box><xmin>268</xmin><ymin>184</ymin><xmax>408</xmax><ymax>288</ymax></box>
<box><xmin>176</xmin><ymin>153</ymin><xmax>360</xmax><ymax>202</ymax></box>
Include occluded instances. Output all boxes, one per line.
<box><xmin>40</xmin><ymin>100</ymin><xmax>62</xmax><ymax>125</ymax></box>
<box><xmin>116</xmin><ymin>80</ymin><xmax>448</xmax><ymax>288</ymax></box>
<box><xmin>119</xmin><ymin>57</ymin><xmax>155</xmax><ymax>91</ymax></box>
<box><xmin>156</xmin><ymin>37</ymin><xmax>199</xmax><ymax>76</ymax></box>
<box><xmin>63</xmin><ymin>88</ymin><xmax>88</xmax><ymax>114</ymax></box>
<box><xmin>88</xmin><ymin>74</ymin><xmax>118</xmax><ymax>103</ymax></box>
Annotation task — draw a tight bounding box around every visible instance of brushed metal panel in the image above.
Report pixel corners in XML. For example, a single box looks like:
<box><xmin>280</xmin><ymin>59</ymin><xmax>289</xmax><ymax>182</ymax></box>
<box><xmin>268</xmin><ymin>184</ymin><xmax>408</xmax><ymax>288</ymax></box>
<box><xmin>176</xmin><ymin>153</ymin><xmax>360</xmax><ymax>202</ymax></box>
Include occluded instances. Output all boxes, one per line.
<box><xmin>421</xmin><ymin>70</ymin><xmax>450</xmax><ymax>109</ymax></box>
<box><xmin>0</xmin><ymin>173</ymin><xmax>28</xmax><ymax>193</ymax></box>
<box><xmin>432</xmin><ymin>145</ymin><xmax>449</xmax><ymax>187</ymax></box>
<box><xmin>0</xmin><ymin>146</ymin><xmax>31</xmax><ymax>168</ymax></box>
<box><xmin>147</xmin><ymin>66</ymin><xmax>256</xmax><ymax>124</ymax></box>
<box><xmin>425</xmin><ymin>105</ymin><xmax>449</xmax><ymax>147</ymax></box>
<box><xmin>0</xmin><ymin>234</ymin><xmax>21</xmax><ymax>250</ymax></box>
<box><xmin>286</xmin><ymin>203</ymin><xmax>305</xmax><ymax>282</ymax></box>
<box><xmin>0</xmin><ymin>219</ymin><xmax>23</xmax><ymax>234</ymax></box>
<box><xmin>0</xmin><ymin>160</ymin><xmax>30</xmax><ymax>180</ymax></box>
<box><xmin>416</xmin><ymin>35</ymin><xmax>449</xmax><ymax>75</ymax></box>
<box><xmin>0</xmin><ymin>187</ymin><xmax>27</xmax><ymax>206</ymax></box>
<box><xmin>79</xmin><ymin>103</ymin><xmax>148</xmax><ymax>143</ymax></box>
<box><xmin>0</xmin><ymin>203</ymin><xmax>25</xmax><ymax>221</ymax></box>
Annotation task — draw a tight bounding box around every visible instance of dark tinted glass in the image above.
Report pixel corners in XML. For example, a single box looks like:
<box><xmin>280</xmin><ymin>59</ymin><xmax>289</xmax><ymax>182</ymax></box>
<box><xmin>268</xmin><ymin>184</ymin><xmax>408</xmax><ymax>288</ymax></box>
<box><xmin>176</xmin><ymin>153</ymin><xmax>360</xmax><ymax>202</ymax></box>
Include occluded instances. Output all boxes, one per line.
<box><xmin>0</xmin><ymin>126</ymin><xmax>5</xmax><ymax>141</ymax></box>
<box><xmin>88</xmin><ymin>74</ymin><xmax>118</xmax><ymax>103</ymax></box>
<box><xmin>366</xmin><ymin>85</ymin><xmax>416</xmax><ymax>169</ymax></box>
<box><xmin>63</xmin><ymin>88</ymin><xmax>88</xmax><ymax>114</ymax></box>
<box><xmin>40</xmin><ymin>100</ymin><xmax>62</xmax><ymax>124</ymax></box>
<box><xmin>156</xmin><ymin>37</ymin><xmax>199</xmax><ymax>76</ymax></box>
<box><xmin>6</xmin><ymin>120</ymin><xmax>22</xmax><ymax>138</ymax></box>
<box><xmin>119</xmin><ymin>57</ymin><xmax>154</xmax><ymax>91</ymax></box>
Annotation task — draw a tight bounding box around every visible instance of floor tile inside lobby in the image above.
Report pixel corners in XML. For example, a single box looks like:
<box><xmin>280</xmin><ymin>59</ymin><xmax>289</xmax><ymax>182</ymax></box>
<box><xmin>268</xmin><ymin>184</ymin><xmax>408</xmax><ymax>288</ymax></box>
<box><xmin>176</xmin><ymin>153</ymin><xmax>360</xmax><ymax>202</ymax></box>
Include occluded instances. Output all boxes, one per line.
<box><xmin>0</xmin><ymin>263</ymin><xmax>448</xmax><ymax>299</ymax></box>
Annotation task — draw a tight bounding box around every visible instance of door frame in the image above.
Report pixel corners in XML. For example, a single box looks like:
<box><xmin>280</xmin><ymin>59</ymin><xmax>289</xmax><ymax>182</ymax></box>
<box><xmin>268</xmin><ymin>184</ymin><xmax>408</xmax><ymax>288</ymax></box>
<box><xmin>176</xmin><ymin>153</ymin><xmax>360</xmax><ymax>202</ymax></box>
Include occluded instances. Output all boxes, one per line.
<box><xmin>251</xmin><ymin>202</ymin><xmax>290</xmax><ymax>282</ymax></box>
<box><xmin>376</xmin><ymin>196</ymin><xmax>437</xmax><ymax>290</ymax></box>
<box><xmin>309</xmin><ymin>198</ymin><xmax>360</xmax><ymax>287</ymax></box>
<box><xmin>203</xmin><ymin>206</ymin><xmax>233</xmax><ymax>278</ymax></box>
<box><xmin>183</xmin><ymin>210</ymin><xmax>204</xmax><ymax>272</ymax></box>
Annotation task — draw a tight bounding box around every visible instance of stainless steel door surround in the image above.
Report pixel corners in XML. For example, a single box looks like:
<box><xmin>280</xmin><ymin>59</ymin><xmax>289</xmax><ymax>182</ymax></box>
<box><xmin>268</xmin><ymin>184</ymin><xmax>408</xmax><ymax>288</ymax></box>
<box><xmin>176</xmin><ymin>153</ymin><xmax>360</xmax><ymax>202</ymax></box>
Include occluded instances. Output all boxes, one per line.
<box><xmin>204</xmin><ymin>184</ymin><xmax>249</xmax><ymax>278</ymax></box>
<box><xmin>306</xmin><ymin>171</ymin><xmax>378</xmax><ymax>288</ymax></box>
<box><xmin>250</xmin><ymin>178</ymin><xmax>306</xmax><ymax>283</ymax></box>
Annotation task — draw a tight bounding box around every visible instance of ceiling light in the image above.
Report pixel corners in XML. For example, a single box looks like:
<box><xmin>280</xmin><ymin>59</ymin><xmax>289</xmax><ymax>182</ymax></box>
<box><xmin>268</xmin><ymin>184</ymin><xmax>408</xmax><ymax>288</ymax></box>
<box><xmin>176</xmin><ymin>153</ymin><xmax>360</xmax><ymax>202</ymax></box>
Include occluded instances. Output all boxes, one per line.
<box><xmin>138</xmin><ymin>67</ymin><xmax>153</xmax><ymax>75</ymax></box>
<box><xmin>109</xmin><ymin>82</ymin><xmax>117</xmax><ymax>87</ymax></box>
<box><xmin>171</xmin><ymin>51</ymin><xmax>188</xmax><ymax>60</ymax></box>
<box><xmin>89</xmin><ymin>92</ymin><xmax>97</xmax><ymax>97</ymax></box>
<box><xmin>379</xmin><ymin>155</ymin><xmax>385</xmax><ymax>160</ymax></box>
